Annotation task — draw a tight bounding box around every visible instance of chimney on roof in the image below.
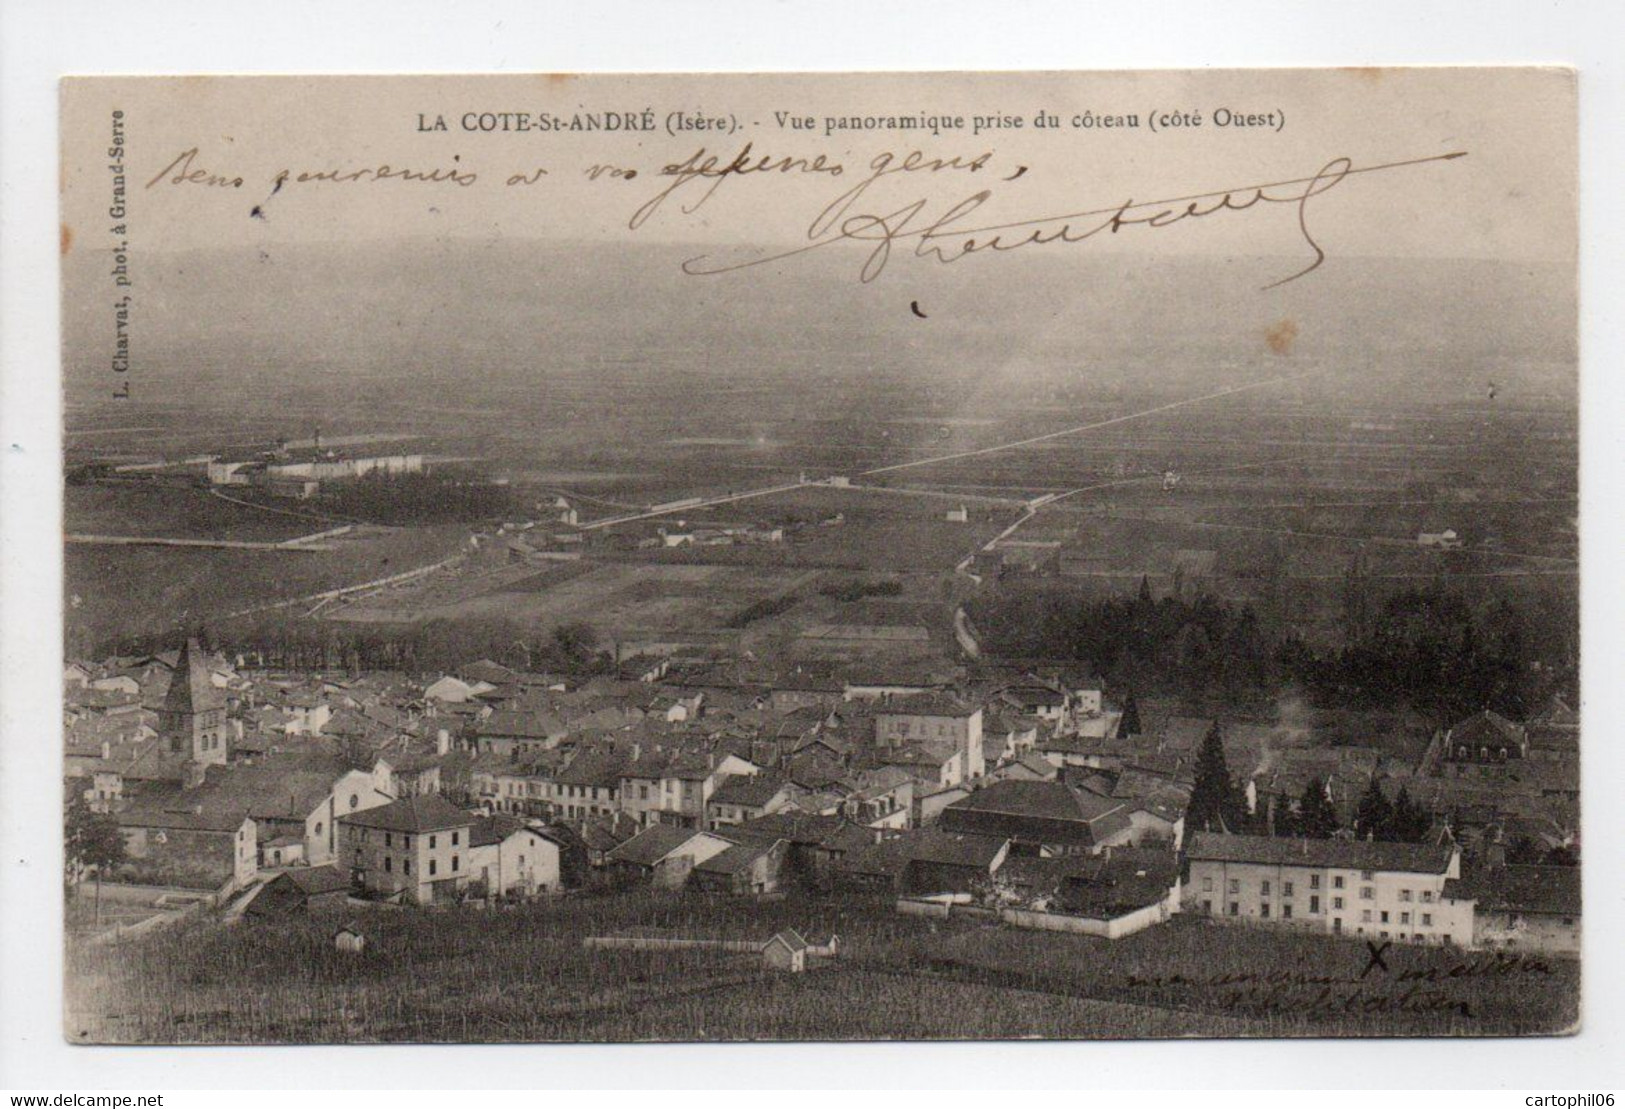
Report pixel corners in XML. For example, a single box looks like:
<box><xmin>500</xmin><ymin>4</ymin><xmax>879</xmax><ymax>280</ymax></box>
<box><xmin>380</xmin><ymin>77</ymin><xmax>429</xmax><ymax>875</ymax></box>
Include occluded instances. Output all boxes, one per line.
<box><xmin>101</xmin><ymin>741</ymin><xmax>112</xmax><ymax>761</ymax></box>
<box><xmin>437</xmin><ymin>728</ymin><xmax>450</xmax><ymax>757</ymax></box>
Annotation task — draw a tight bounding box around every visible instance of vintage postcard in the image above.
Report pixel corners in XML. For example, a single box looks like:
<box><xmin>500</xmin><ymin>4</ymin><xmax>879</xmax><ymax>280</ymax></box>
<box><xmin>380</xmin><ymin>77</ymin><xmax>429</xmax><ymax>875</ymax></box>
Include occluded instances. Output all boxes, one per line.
<box><xmin>59</xmin><ymin>68</ymin><xmax>1577</xmax><ymax>1043</ymax></box>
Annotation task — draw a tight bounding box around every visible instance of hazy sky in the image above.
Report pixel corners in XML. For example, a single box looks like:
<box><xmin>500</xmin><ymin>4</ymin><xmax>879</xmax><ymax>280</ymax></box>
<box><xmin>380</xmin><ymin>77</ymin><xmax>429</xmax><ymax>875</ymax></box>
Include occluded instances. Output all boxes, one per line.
<box><xmin>60</xmin><ymin>70</ymin><xmax>1576</xmax><ymax>412</ymax></box>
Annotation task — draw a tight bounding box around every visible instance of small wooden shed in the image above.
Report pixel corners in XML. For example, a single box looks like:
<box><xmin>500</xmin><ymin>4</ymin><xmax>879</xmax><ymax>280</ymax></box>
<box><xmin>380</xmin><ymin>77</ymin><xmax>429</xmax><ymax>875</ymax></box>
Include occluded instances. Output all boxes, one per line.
<box><xmin>334</xmin><ymin>924</ymin><xmax>367</xmax><ymax>953</ymax></box>
<box><xmin>761</xmin><ymin>929</ymin><xmax>809</xmax><ymax>973</ymax></box>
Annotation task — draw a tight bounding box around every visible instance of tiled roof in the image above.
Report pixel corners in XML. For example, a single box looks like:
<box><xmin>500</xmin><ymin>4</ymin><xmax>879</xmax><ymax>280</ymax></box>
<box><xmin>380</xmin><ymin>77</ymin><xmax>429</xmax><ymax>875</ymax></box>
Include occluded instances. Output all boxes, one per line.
<box><xmin>338</xmin><ymin>794</ymin><xmax>471</xmax><ymax>834</ymax></box>
<box><xmin>478</xmin><ymin>707</ymin><xmax>566</xmax><ymax>739</ymax></box>
<box><xmin>469</xmin><ymin>813</ymin><xmax>531</xmax><ymax>848</ymax></box>
<box><xmin>694</xmin><ymin>839</ymin><xmax>778</xmax><ymax>875</ymax></box>
<box><xmin>902</xmin><ymin>828</ymin><xmax>1008</xmax><ymax>869</ymax></box>
<box><xmin>946</xmin><ymin>779</ymin><xmax>1128</xmax><ymax>825</ymax></box>
<box><xmin>557</xmin><ymin>749</ymin><xmax>628</xmax><ymax>788</ymax></box>
<box><xmin>1185</xmin><ymin>832</ymin><xmax>1456</xmax><ymax>874</ymax></box>
<box><xmin>709</xmin><ymin>774</ymin><xmax>787</xmax><ymax>808</ymax></box>
<box><xmin>162</xmin><ymin>639</ymin><xmax>227</xmax><ymax>715</ymax></box>
<box><xmin>875</xmin><ymin>693</ymin><xmax>979</xmax><ymax>718</ymax></box>
<box><xmin>1449</xmin><ymin>710</ymin><xmax>1526</xmax><ymax>747</ymax></box>
<box><xmin>606</xmin><ymin>824</ymin><xmax>706</xmax><ymax>867</ymax></box>
<box><xmin>280</xmin><ymin>864</ymin><xmax>353</xmax><ymax>896</ymax></box>
<box><xmin>1447</xmin><ymin>864</ymin><xmax>1580</xmax><ymax>916</ymax></box>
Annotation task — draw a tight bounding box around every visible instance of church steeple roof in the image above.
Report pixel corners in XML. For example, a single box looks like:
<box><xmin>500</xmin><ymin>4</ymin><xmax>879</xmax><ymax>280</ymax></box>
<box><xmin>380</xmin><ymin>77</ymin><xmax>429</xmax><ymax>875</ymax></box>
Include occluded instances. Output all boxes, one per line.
<box><xmin>163</xmin><ymin>638</ymin><xmax>226</xmax><ymax>715</ymax></box>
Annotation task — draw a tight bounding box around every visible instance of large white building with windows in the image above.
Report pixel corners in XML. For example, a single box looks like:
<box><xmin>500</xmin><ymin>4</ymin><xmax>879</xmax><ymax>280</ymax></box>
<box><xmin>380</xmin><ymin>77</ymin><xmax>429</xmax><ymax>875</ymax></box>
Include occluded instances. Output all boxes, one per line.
<box><xmin>1184</xmin><ymin>833</ymin><xmax>1476</xmax><ymax>947</ymax></box>
<box><xmin>339</xmin><ymin>794</ymin><xmax>474</xmax><ymax>905</ymax></box>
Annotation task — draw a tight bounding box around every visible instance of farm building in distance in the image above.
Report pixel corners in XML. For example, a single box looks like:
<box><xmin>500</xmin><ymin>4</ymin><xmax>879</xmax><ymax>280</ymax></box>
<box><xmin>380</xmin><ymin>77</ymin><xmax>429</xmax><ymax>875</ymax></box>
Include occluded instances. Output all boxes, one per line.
<box><xmin>206</xmin><ymin>434</ymin><xmax>423</xmax><ymax>498</ymax></box>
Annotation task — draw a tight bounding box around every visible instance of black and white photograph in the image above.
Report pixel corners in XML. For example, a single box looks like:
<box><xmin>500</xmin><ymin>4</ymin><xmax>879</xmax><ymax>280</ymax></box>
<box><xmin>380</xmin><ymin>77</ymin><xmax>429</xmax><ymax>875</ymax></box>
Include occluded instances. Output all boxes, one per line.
<box><xmin>44</xmin><ymin>63</ymin><xmax>1584</xmax><ymax>1048</ymax></box>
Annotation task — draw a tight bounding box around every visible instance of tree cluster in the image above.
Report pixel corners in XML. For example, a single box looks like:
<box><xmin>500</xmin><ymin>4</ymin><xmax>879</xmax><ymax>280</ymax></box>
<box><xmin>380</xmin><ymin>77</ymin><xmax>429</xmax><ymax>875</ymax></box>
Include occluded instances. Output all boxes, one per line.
<box><xmin>64</xmin><ymin>793</ymin><xmax>127</xmax><ymax>891</ymax></box>
<box><xmin>1351</xmin><ymin>779</ymin><xmax>1433</xmax><ymax>843</ymax></box>
<box><xmin>1186</xmin><ymin>722</ymin><xmax>1251</xmax><ymax>834</ymax></box>
<box><xmin>194</xmin><ymin>614</ymin><xmax>613</xmax><ymax>678</ymax></box>
<box><xmin>966</xmin><ymin>583</ymin><xmax>1273</xmax><ymax>701</ymax></box>
<box><xmin>1282</xmin><ymin>588</ymin><xmax>1558</xmax><ymax>729</ymax></box>
<box><xmin>311</xmin><ymin>471</ymin><xmax>514</xmax><ymax>526</ymax></box>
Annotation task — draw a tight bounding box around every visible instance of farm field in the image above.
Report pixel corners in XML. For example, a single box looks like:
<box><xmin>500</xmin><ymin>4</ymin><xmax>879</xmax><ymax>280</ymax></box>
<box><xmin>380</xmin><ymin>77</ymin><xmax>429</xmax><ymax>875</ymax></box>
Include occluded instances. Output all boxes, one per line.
<box><xmin>332</xmin><ymin>561</ymin><xmax>824</xmax><ymax>640</ymax></box>
<box><xmin>65</xmin><ymin>522</ymin><xmax>469</xmax><ymax>651</ymax></box>
<box><xmin>64</xmin><ymin>891</ymin><xmax>1577</xmax><ymax>1043</ymax></box>
<box><xmin>65</xmin><ymin>484</ymin><xmax>327</xmax><ymax>543</ymax></box>
<box><xmin>604</xmin><ymin>485</ymin><xmax>1024</xmax><ymax>573</ymax></box>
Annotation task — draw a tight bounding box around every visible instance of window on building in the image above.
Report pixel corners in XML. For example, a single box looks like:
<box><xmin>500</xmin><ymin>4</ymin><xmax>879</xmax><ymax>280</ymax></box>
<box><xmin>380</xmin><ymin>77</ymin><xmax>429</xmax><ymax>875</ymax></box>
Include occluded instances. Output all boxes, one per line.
<box><xmin>1282</xmin><ymin>904</ymin><xmax>1293</xmax><ymax>920</ymax></box>
<box><xmin>1361</xmin><ymin>870</ymin><xmax>1374</xmax><ymax>880</ymax></box>
<box><xmin>1310</xmin><ymin>874</ymin><xmax>1321</xmax><ymax>890</ymax></box>
<box><xmin>1228</xmin><ymin>902</ymin><xmax>1239</xmax><ymax>917</ymax></box>
<box><xmin>1421</xmin><ymin>891</ymin><xmax>1434</xmax><ymax>903</ymax></box>
<box><xmin>385</xmin><ymin>833</ymin><xmax>392</xmax><ymax>848</ymax></box>
<box><xmin>1400</xmin><ymin>889</ymin><xmax>1412</xmax><ymax>902</ymax></box>
<box><xmin>429</xmin><ymin>859</ymin><xmax>437</xmax><ymax>876</ymax></box>
<box><xmin>1202</xmin><ymin>877</ymin><xmax>1213</xmax><ymax>893</ymax></box>
<box><xmin>1333</xmin><ymin>875</ymin><xmax>1345</xmax><ymax>889</ymax></box>
<box><xmin>1422</xmin><ymin>914</ymin><xmax>1433</xmax><ymax>927</ymax></box>
<box><xmin>430</xmin><ymin>835</ymin><xmax>437</xmax><ymax>849</ymax></box>
<box><xmin>1283</xmin><ymin>881</ymin><xmax>1294</xmax><ymax>897</ymax></box>
<box><xmin>315</xmin><ymin>821</ymin><xmax>324</xmax><ymax>837</ymax></box>
<box><xmin>350</xmin><ymin>793</ymin><xmax>359</xmax><ymax>809</ymax></box>
<box><xmin>1400</xmin><ymin>912</ymin><xmax>1411</xmax><ymax>925</ymax></box>
<box><xmin>451</xmin><ymin>855</ymin><xmax>459</xmax><ymax>872</ymax></box>
<box><xmin>1361</xmin><ymin>886</ymin><xmax>1375</xmax><ymax>900</ymax></box>
<box><xmin>1201</xmin><ymin>900</ymin><xmax>1212</xmax><ymax>915</ymax></box>
<box><xmin>1260</xmin><ymin>903</ymin><xmax>1271</xmax><ymax>918</ymax></box>
<box><xmin>1228</xmin><ymin>879</ymin><xmax>1240</xmax><ymax>895</ymax></box>
<box><xmin>1310</xmin><ymin>895</ymin><xmax>1321</xmax><ymax>914</ymax></box>
<box><xmin>404</xmin><ymin>859</ymin><xmax>410</xmax><ymax>875</ymax></box>
<box><xmin>1380</xmin><ymin>911</ymin><xmax>1390</xmax><ymax>924</ymax></box>
<box><xmin>1261</xmin><ymin>880</ymin><xmax>1271</xmax><ymax>896</ymax></box>
<box><xmin>1361</xmin><ymin>910</ymin><xmax>1373</xmax><ymax>923</ymax></box>
<box><xmin>385</xmin><ymin>857</ymin><xmax>392</xmax><ymax>873</ymax></box>
<box><xmin>452</xmin><ymin>831</ymin><xmax>460</xmax><ymax>846</ymax></box>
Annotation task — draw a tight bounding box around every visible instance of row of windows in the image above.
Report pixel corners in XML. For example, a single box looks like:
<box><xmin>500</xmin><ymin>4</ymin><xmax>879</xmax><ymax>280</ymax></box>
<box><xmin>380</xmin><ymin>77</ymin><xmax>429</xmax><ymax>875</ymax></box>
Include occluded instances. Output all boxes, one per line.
<box><xmin>1360</xmin><ymin>909</ymin><xmax>1433</xmax><ymax>926</ymax></box>
<box><xmin>1204</xmin><ymin>875</ymin><xmax>1435</xmax><ymax>903</ymax></box>
<box><xmin>361</xmin><ymin>849</ymin><xmax>461</xmax><ymax>877</ymax></box>
<box><xmin>350</xmin><ymin>829</ymin><xmax>465</xmax><ymax>849</ymax></box>
<box><xmin>485</xmin><ymin>776</ymin><xmax>619</xmax><ymax>799</ymax></box>
<box><xmin>1202</xmin><ymin>891</ymin><xmax>1443</xmax><ymax>930</ymax></box>
<box><xmin>1206</xmin><ymin>901</ymin><xmax>1437</xmax><ymax>930</ymax></box>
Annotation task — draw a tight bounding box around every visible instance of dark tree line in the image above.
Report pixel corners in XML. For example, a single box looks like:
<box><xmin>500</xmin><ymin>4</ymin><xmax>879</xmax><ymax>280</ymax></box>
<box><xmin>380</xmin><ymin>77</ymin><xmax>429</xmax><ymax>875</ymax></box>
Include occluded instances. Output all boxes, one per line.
<box><xmin>1186</xmin><ymin>721</ymin><xmax>1250</xmax><ymax>834</ymax></box>
<box><xmin>311</xmin><ymin>472</ymin><xmax>515</xmax><ymax>526</ymax></box>
<box><xmin>187</xmin><ymin>614</ymin><xmax>614</xmax><ymax>678</ymax></box>
<box><xmin>1185</xmin><ymin>723</ymin><xmax>1436</xmax><ymax>844</ymax></box>
<box><xmin>970</xmin><ymin>581</ymin><xmax>1566</xmax><ymax>730</ymax></box>
<box><xmin>966</xmin><ymin>584</ymin><xmax>1273</xmax><ymax>702</ymax></box>
<box><xmin>1281</xmin><ymin>589</ymin><xmax>1557</xmax><ymax>729</ymax></box>
<box><xmin>1351</xmin><ymin>779</ymin><xmax>1433</xmax><ymax>843</ymax></box>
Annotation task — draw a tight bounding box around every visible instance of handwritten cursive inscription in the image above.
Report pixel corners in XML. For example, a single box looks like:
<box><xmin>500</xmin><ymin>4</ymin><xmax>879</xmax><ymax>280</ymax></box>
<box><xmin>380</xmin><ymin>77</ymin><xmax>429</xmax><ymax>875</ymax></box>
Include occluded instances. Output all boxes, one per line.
<box><xmin>675</xmin><ymin>150</ymin><xmax>1468</xmax><ymax>288</ymax></box>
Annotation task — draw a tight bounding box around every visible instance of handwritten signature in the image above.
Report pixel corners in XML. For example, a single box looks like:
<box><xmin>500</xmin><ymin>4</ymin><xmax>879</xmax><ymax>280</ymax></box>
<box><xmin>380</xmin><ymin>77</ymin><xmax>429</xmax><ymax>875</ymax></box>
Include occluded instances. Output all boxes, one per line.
<box><xmin>668</xmin><ymin>150</ymin><xmax>1468</xmax><ymax>288</ymax></box>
